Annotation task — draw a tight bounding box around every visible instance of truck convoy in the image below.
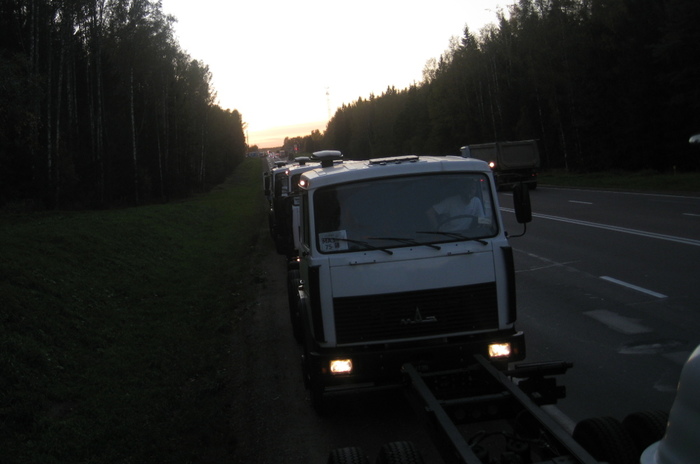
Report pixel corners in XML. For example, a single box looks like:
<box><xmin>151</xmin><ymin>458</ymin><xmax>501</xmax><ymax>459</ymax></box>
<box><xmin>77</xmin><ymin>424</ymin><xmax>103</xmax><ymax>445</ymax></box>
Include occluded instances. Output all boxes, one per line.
<box><xmin>263</xmin><ymin>150</ymin><xmax>690</xmax><ymax>464</ymax></box>
<box><xmin>264</xmin><ymin>157</ymin><xmax>321</xmax><ymax>256</ymax></box>
<box><xmin>460</xmin><ymin>140</ymin><xmax>540</xmax><ymax>190</ymax></box>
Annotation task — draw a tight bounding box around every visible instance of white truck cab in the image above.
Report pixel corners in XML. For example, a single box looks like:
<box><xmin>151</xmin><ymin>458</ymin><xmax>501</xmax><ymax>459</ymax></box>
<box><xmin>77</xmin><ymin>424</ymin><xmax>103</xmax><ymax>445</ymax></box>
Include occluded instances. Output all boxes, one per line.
<box><xmin>294</xmin><ymin>153</ymin><xmax>532</xmax><ymax>410</ymax></box>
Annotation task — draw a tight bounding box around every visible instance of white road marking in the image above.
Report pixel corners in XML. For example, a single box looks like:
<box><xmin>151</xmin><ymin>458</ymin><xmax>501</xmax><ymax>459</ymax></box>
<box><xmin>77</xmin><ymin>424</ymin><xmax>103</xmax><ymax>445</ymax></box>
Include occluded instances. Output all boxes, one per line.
<box><xmin>600</xmin><ymin>276</ymin><xmax>668</xmax><ymax>299</ymax></box>
<box><xmin>683</xmin><ymin>213</ymin><xmax>700</xmax><ymax>217</ymax></box>
<box><xmin>584</xmin><ymin>309</ymin><xmax>653</xmax><ymax>334</ymax></box>
<box><xmin>538</xmin><ymin>186</ymin><xmax>700</xmax><ymax>200</ymax></box>
<box><xmin>500</xmin><ymin>208</ymin><xmax>700</xmax><ymax>247</ymax></box>
<box><xmin>568</xmin><ymin>200</ymin><xmax>593</xmax><ymax>205</ymax></box>
<box><xmin>516</xmin><ymin>252</ymin><xmax>580</xmax><ymax>272</ymax></box>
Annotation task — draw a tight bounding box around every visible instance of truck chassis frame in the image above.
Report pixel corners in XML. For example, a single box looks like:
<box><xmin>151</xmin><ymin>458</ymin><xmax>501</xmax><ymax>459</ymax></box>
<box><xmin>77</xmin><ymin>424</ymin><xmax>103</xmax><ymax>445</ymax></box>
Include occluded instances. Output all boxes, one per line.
<box><xmin>401</xmin><ymin>356</ymin><xmax>599</xmax><ymax>464</ymax></box>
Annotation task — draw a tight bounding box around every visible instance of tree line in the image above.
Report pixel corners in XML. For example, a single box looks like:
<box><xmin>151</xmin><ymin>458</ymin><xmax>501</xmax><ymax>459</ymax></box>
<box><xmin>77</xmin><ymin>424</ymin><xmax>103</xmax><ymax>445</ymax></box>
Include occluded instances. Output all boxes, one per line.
<box><xmin>1</xmin><ymin>0</ymin><xmax>247</xmax><ymax>209</ymax></box>
<box><xmin>287</xmin><ymin>0</ymin><xmax>699</xmax><ymax>173</ymax></box>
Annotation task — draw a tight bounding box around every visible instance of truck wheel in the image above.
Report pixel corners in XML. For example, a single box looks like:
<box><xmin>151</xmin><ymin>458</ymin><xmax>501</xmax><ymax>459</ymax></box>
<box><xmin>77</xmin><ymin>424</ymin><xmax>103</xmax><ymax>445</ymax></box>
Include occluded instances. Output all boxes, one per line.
<box><xmin>622</xmin><ymin>410</ymin><xmax>668</xmax><ymax>453</ymax></box>
<box><xmin>300</xmin><ymin>353</ymin><xmax>310</xmax><ymax>389</ymax></box>
<box><xmin>309</xmin><ymin>373</ymin><xmax>328</xmax><ymax>415</ymax></box>
<box><xmin>302</xmin><ymin>345</ymin><xmax>328</xmax><ymax>414</ymax></box>
<box><xmin>375</xmin><ymin>441</ymin><xmax>424</xmax><ymax>464</ymax></box>
<box><xmin>274</xmin><ymin>233</ymin><xmax>287</xmax><ymax>255</ymax></box>
<box><xmin>287</xmin><ymin>269</ymin><xmax>302</xmax><ymax>343</ymax></box>
<box><xmin>327</xmin><ymin>446</ymin><xmax>370</xmax><ymax>464</ymax></box>
<box><xmin>572</xmin><ymin>416</ymin><xmax>637</xmax><ymax>464</ymax></box>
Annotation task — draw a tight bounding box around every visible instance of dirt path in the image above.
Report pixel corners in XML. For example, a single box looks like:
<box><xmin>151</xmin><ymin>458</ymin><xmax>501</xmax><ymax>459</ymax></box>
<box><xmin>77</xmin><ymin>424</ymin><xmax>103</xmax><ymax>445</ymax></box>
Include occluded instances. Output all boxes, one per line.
<box><xmin>227</xmin><ymin>229</ymin><xmax>441</xmax><ymax>463</ymax></box>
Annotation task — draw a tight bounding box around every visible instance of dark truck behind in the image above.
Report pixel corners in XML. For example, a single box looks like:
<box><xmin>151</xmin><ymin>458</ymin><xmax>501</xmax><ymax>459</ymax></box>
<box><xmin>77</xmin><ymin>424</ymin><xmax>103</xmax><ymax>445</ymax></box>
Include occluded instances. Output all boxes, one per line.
<box><xmin>461</xmin><ymin>140</ymin><xmax>540</xmax><ymax>190</ymax></box>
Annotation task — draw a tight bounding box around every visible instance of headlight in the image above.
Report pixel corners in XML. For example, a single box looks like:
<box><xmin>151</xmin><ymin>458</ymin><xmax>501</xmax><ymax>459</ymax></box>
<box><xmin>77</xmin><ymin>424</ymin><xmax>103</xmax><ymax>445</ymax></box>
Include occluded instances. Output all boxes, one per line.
<box><xmin>488</xmin><ymin>343</ymin><xmax>511</xmax><ymax>359</ymax></box>
<box><xmin>330</xmin><ymin>359</ymin><xmax>353</xmax><ymax>375</ymax></box>
<box><xmin>488</xmin><ymin>161</ymin><xmax>496</xmax><ymax>169</ymax></box>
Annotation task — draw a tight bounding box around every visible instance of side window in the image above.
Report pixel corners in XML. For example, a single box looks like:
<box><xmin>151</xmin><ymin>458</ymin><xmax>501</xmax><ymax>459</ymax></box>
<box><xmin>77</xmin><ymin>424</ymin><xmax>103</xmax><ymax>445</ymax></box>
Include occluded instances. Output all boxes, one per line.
<box><xmin>313</xmin><ymin>187</ymin><xmax>341</xmax><ymax>235</ymax></box>
<box><xmin>479</xmin><ymin>177</ymin><xmax>495</xmax><ymax>221</ymax></box>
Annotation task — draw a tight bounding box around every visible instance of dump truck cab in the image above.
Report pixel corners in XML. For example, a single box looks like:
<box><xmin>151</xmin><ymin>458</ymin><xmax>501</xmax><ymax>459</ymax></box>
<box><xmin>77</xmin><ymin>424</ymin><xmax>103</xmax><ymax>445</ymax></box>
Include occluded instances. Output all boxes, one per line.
<box><xmin>294</xmin><ymin>153</ymin><xmax>531</xmax><ymax>410</ymax></box>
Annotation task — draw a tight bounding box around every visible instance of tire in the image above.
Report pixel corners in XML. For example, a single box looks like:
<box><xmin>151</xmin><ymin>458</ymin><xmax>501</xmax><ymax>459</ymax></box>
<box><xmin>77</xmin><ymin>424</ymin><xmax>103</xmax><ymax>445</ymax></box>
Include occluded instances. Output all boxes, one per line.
<box><xmin>287</xmin><ymin>269</ymin><xmax>302</xmax><ymax>342</ymax></box>
<box><xmin>327</xmin><ymin>447</ymin><xmax>370</xmax><ymax>464</ymax></box>
<box><xmin>274</xmin><ymin>233</ymin><xmax>287</xmax><ymax>255</ymax></box>
<box><xmin>309</xmin><ymin>373</ymin><xmax>327</xmax><ymax>415</ymax></box>
<box><xmin>572</xmin><ymin>416</ymin><xmax>637</xmax><ymax>464</ymax></box>
<box><xmin>622</xmin><ymin>410</ymin><xmax>668</xmax><ymax>453</ymax></box>
<box><xmin>268</xmin><ymin>211</ymin><xmax>275</xmax><ymax>237</ymax></box>
<box><xmin>302</xmin><ymin>343</ymin><xmax>328</xmax><ymax>415</ymax></box>
<box><xmin>299</xmin><ymin>303</ymin><xmax>328</xmax><ymax>415</ymax></box>
<box><xmin>375</xmin><ymin>441</ymin><xmax>424</xmax><ymax>464</ymax></box>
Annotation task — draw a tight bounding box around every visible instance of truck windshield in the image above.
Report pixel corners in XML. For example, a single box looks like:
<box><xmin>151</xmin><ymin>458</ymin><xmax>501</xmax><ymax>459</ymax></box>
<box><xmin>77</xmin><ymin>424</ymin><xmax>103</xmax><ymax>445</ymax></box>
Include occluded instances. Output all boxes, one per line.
<box><xmin>313</xmin><ymin>173</ymin><xmax>497</xmax><ymax>253</ymax></box>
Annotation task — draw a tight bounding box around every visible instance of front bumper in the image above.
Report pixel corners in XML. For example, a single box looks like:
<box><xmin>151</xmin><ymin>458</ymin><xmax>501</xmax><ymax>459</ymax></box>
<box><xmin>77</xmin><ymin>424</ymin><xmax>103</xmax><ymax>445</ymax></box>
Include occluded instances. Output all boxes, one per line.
<box><xmin>307</xmin><ymin>330</ymin><xmax>525</xmax><ymax>394</ymax></box>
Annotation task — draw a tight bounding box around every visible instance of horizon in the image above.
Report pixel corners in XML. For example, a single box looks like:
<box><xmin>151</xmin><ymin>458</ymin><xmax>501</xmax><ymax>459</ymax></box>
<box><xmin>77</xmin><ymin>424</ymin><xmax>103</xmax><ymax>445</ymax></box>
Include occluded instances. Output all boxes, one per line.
<box><xmin>248</xmin><ymin>120</ymin><xmax>328</xmax><ymax>149</ymax></box>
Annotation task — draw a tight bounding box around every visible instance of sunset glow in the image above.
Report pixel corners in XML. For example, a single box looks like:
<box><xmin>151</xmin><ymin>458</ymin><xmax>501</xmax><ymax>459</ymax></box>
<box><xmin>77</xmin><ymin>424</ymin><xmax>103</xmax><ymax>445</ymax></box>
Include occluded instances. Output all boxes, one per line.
<box><xmin>161</xmin><ymin>1</ymin><xmax>504</xmax><ymax>147</ymax></box>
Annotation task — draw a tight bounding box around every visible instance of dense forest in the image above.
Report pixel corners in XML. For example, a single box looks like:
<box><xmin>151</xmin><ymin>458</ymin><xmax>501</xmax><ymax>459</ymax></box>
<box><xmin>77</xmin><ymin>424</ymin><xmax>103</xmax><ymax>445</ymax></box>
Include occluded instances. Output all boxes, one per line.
<box><xmin>3</xmin><ymin>1</ymin><xmax>698</xmax><ymax>209</ymax></box>
<box><xmin>1</xmin><ymin>0</ymin><xmax>247</xmax><ymax>209</ymax></box>
<box><xmin>285</xmin><ymin>0</ymin><xmax>699</xmax><ymax>173</ymax></box>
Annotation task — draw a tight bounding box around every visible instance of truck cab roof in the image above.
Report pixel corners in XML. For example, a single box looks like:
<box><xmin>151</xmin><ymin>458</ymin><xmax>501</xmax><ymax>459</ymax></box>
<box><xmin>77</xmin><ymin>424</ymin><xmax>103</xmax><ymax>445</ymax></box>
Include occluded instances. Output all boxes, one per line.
<box><xmin>300</xmin><ymin>155</ymin><xmax>492</xmax><ymax>189</ymax></box>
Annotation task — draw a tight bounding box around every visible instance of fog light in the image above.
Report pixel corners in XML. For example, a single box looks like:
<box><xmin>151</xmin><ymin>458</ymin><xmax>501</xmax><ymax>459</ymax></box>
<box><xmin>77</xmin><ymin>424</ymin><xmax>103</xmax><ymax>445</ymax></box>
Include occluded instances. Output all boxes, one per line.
<box><xmin>489</xmin><ymin>343</ymin><xmax>511</xmax><ymax>359</ymax></box>
<box><xmin>330</xmin><ymin>359</ymin><xmax>353</xmax><ymax>375</ymax></box>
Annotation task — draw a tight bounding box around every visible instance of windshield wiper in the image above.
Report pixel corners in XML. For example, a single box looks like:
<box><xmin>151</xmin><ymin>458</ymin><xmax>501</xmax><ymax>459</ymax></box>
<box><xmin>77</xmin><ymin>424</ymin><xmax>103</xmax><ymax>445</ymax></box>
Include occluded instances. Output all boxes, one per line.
<box><xmin>416</xmin><ymin>231</ymin><xmax>488</xmax><ymax>245</ymax></box>
<box><xmin>334</xmin><ymin>238</ymin><xmax>394</xmax><ymax>255</ymax></box>
<box><xmin>368</xmin><ymin>236</ymin><xmax>441</xmax><ymax>250</ymax></box>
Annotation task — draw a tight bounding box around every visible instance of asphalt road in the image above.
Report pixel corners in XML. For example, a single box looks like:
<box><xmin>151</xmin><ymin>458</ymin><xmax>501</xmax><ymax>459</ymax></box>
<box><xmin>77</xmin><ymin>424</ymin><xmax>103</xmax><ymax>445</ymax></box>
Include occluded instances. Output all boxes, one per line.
<box><xmin>231</xmin><ymin>185</ymin><xmax>700</xmax><ymax>463</ymax></box>
<box><xmin>499</xmin><ymin>186</ymin><xmax>700</xmax><ymax>428</ymax></box>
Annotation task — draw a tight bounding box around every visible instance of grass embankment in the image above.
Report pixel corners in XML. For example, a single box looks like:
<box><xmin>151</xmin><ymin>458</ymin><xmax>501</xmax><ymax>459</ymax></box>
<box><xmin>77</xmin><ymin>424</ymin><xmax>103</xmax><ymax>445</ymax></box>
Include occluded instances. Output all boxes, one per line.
<box><xmin>0</xmin><ymin>158</ymin><xmax>267</xmax><ymax>463</ymax></box>
<box><xmin>539</xmin><ymin>170</ymin><xmax>700</xmax><ymax>194</ymax></box>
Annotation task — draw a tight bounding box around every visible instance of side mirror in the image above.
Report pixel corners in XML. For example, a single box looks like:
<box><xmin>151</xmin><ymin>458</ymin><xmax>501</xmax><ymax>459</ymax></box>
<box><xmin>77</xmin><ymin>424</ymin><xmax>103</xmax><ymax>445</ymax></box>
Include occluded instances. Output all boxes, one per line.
<box><xmin>513</xmin><ymin>183</ymin><xmax>532</xmax><ymax>224</ymax></box>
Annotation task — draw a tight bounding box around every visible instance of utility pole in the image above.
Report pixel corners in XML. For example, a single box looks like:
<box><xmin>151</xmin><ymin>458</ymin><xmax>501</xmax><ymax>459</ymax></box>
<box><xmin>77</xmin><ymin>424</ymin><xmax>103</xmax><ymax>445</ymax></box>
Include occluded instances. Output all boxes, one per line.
<box><xmin>326</xmin><ymin>87</ymin><xmax>331</xmax><ymax>121</ymax></box>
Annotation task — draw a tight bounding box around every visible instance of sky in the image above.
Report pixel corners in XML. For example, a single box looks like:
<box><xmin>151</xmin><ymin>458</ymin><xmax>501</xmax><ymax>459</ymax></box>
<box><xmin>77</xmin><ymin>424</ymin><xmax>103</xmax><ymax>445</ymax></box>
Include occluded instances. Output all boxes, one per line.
<box><xmin>160</xmin><ymin>0</ymin><xmax>507</xmax><ymax>148</ymax></box>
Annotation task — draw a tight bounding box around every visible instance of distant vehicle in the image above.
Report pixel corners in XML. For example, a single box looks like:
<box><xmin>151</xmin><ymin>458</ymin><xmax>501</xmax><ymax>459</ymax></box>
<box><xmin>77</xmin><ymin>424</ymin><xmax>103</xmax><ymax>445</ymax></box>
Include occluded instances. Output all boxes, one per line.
<box><xmin>268</xmin><ymin>157</ymin><xmax>321</xmax><ymax>257</ymax></box>
<box><xmin>461</xmin><ymin>140</ymin><xmax>540</xmax><ymax>190</ymax></box>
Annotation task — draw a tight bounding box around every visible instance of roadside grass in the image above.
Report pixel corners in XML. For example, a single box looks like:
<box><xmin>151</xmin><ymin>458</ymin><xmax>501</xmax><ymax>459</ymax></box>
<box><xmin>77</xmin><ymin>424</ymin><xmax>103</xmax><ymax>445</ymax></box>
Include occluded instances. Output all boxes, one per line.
<box><xmin>0</xmin><ymin>158</ymin><xmax>267</xmax><ymax>463</ymax></box>
<box><xmin>539</xmin><ymin>170</ymin><xmax>700</xmax><ymax>194</ymax></box>
<box><xmin>3</xmin><ymin>160</ymin><xmax>696</xmax><ymax>463</ymax></box>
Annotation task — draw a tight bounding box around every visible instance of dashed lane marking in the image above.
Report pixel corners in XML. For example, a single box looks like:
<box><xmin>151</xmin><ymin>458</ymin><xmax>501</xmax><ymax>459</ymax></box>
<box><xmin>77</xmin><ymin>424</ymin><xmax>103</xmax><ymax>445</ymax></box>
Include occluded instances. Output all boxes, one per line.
<box><xmin>600</xmin><ymin>276</ymin><xmax>668</xmax><ymax>299</ymax></box>
<box><xmin>584</xmin><ymin>309</ymin><xmax>653</xmax><ymax>334</ymax></box>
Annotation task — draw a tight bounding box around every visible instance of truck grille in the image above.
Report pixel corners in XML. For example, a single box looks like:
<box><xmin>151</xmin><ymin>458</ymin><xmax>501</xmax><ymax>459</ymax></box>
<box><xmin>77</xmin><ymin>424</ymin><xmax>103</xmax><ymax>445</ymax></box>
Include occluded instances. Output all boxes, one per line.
<box><xmin>333</xmin><ymin>283</ymin><xmax>498</xmax><ymax>345</ymax></box>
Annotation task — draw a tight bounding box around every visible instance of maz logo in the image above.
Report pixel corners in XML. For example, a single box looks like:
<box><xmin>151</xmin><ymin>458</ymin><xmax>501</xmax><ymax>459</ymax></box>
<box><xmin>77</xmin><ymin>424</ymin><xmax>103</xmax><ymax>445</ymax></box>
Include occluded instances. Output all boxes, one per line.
<box><xmin>400</xmin><ymin>307</ymin><xmax>438</xmax><ymax>325</ymax></box>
